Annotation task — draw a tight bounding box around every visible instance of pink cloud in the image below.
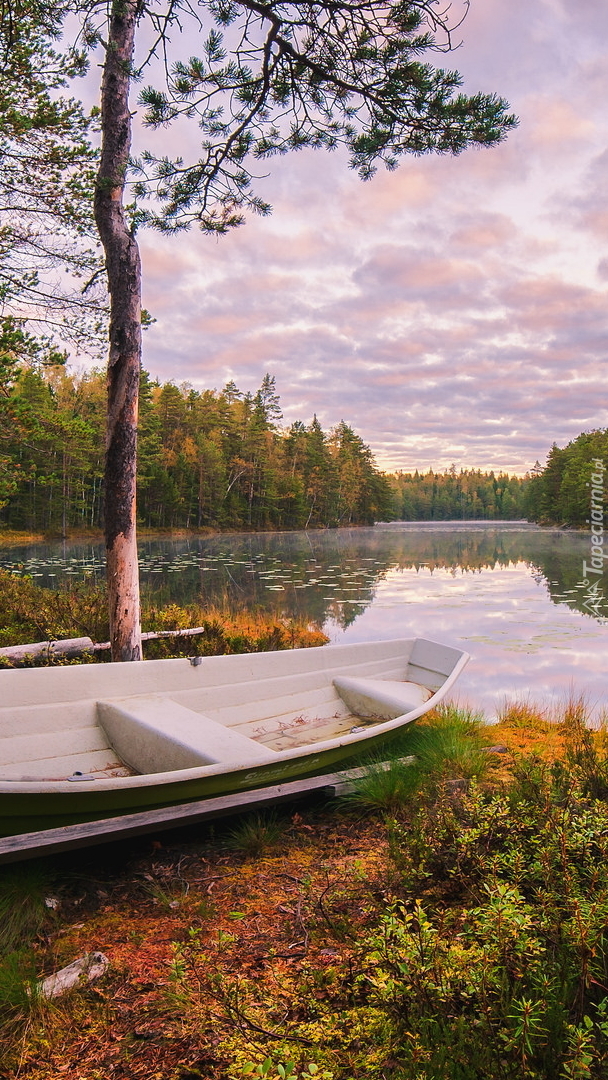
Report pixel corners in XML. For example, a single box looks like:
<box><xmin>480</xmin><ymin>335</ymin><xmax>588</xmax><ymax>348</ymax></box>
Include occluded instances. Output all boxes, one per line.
<box><xmin>525</xmin><ymin>96</ymin><xmax>595</xmax><ymax>148</ymax></box>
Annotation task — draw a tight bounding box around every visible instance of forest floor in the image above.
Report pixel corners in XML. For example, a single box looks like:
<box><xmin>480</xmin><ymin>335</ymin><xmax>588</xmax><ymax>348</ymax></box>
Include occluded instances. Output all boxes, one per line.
<box><xmin>2</xmin><ymin>710</ymin><xmax>595</xmax><ymax>1080</ymax></box>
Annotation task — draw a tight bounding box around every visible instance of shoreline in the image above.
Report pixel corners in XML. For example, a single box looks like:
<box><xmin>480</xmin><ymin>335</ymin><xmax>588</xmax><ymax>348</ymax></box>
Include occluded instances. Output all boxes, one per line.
<box><xmin>0</xmin><ymin>519</ymin><xmax>585</xmax><ymax>549</ymax></box>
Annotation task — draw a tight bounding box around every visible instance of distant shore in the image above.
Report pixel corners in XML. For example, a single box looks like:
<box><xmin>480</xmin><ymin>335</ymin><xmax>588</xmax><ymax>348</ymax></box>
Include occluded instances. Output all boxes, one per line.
<box><xmin>0</xmin><ymin>518</ymin><xmax>585</xmax><ymax>549</ymax></box>
<box><xmin>0</xmin><ymin>526</ymin><xmax>220</xmax><ymax>548</ymax></box>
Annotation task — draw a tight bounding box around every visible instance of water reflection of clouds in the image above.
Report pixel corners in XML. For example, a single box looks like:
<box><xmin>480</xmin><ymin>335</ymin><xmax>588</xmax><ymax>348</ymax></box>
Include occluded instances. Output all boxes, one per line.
<box><xmin>333</xmin><ymin>563</ymin><xmax>608</xmax><ymax>720</ymax></box>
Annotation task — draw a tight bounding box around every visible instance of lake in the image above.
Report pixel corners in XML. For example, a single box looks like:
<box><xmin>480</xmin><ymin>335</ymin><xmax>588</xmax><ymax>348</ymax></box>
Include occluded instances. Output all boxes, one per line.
<box><xmin>2</xmin><ymin>522</ymin><xmax>607</xmax><ymax>720</ymax></box>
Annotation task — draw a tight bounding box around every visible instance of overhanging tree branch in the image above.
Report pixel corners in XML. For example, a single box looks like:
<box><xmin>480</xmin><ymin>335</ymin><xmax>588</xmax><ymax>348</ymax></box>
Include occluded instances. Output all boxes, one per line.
<box><xmin>127</xmin><ymin>0</ymin><xmax>516</xmax><ymax>230</ymax></box>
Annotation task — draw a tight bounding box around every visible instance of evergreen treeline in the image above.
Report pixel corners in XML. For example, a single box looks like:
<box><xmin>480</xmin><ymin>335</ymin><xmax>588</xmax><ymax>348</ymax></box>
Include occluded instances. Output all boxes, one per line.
<box><xmin>0</xmin><ymin>361</ymin><xmax>394</xmax><ymax>532</ymax></box>
<box><xmin>524</xmin><ymin>430</ymin><xmax>608</xmax><ymax>526</ymax></box>
<box><xmin>387</xmin><ymin>467</ymin><xmax>529</xmax><ymax>521</ymax></box>
<box><xmin>1</xmin><ymin>339</ymin><xmax>535</xmax><ymax>533</ymax></box>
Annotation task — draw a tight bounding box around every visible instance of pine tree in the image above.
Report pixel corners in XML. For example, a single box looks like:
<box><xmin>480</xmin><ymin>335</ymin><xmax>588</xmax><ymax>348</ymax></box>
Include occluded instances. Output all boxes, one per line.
<box><xmin>0</xmin><ymin>1</ymin><xmax>102</xmax><ymax>342</ymax></box>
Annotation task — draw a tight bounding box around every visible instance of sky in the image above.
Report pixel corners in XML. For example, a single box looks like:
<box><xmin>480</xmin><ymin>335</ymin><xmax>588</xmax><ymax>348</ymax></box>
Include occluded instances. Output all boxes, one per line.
<box><xmin>106</xmin><ymin>0</ymin><xmax>608</xmax><ymax>477</ymax></box>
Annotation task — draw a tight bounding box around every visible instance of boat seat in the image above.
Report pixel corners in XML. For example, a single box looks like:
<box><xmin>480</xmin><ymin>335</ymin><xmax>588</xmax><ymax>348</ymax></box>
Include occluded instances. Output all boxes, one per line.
<box><xmin>97</xmin><ymin>696</ymin><xmax>276</xmax><ymax>775</ymax></box>
<box><xmin>332</xmin><ymin>676</ymin><xmax>432</xmax><ymax>720</ymax></box>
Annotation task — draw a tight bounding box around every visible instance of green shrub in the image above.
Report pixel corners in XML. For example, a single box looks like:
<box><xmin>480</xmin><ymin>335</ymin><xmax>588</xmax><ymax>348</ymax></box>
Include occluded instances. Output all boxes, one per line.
<box><xmin>363</xmin><ymin>760</ymin><xmax>608</xmax><ymax>1078</ymax></box>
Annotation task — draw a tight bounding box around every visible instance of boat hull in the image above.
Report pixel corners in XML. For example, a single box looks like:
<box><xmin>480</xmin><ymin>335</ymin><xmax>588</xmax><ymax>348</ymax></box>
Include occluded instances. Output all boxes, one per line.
<box><xmin>0</xmin><ymin>738</ymin><xmax>389</xmax><ymax>835</ymax></box>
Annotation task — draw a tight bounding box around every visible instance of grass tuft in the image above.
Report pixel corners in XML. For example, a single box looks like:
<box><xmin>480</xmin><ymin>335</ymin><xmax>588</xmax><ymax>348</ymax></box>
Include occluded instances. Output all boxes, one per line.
<box><xmin>349</xmin><ymin>703</ymin><xmax>490</xmax><ymax>813</ymax></box>
<box><xmin>497</xmin><ymin>696</ymin><xmax>553</xmax><ymax>732</ymax></box>
<box><xmin>555</xmin><ymin>692</ymin><xmax>608</xmax><ymax>800</ymax></box>
<box><xmin>224</xmin><ymin>812</ymin><xmax>286</xmax><ymax>856</ymax></box>
<box><xmin>411</xmin><ymin>702</ymin><xmax>490</xmax><ymax>785</ymax></box>
<box><xmin>0</xmin><ymin>864</ymin><xmax>55</xmax><ymax>954</ymax></box>
<box><xmin>0</xmin><ymin>865</ymin><xmax>58</xmax><ymax>1045</ymax></box>
<box><xmin>346</xmin><ymin>756</ymin><xmax>422</xmax><ymax>814</ymax></box>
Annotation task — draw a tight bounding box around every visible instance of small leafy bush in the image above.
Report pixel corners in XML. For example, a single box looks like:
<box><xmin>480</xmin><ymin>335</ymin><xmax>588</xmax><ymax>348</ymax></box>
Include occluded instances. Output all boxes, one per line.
<box><xmin>238</xmin><ymin>1060</ymin><xmax>334</xmax><ymax>1080</ymax></box>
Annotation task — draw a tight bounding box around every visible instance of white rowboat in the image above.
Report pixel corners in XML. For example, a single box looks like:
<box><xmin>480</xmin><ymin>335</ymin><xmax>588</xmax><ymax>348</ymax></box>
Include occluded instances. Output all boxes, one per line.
<box><xmin>0</xmin><ymin>637</ymin><xmax>469</xmax><ymax>836</ymax></box>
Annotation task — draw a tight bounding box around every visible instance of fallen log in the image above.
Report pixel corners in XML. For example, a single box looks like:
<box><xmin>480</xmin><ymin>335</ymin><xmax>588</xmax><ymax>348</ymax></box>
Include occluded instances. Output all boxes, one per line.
<box><xmin>142</xmin><ymin>625</ymin><xmax>207</xmax><ymax>642</ymax></box>
<box><xmin>38</xmin><ymin>952</ymin><xmax>109</xmax><ymax>999</ymax></box>
<box><xmin>0</xmin><ymin>627</ymin><xmax>209</xmax><ymax>665</ymax></box>
<box><xmin>0</xmin><ymin>637</ymin><xmax>96</xmax><ymax>664</ymax></box>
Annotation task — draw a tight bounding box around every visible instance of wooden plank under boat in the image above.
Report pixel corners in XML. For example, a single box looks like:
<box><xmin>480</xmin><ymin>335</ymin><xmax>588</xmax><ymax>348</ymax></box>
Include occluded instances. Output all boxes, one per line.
<box><xmin>0</xmin><ymin>637</ymin><xmax>469</xmax><ymax>837</ymax></box>
<box><xmin>0</xmin><ymin>763</ymin><xmax>402</xmax><ymax>864</ymax></box>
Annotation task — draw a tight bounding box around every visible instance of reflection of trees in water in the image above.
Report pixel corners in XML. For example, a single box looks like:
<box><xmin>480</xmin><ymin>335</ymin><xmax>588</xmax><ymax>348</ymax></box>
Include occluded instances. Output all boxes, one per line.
<box><xmin>526</xmin><ymin>545</ymin><xmax>608</xmax><ymax>623</ymax></box>
<box><xmin>138</xmin><ymin>526</ymin><xmax>601</xmax><ymax>628</ymax></box>
<box><xmin>3</xmin><ymin>525</ymin><xmax>605</xmax><ymax>628</ymax></box>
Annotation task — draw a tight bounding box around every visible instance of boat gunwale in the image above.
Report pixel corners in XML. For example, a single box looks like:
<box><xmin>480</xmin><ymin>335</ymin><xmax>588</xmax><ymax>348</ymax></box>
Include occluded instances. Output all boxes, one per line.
<box><xmin>0</xmin><ymin>638</ymin><xmax>420</xmax><ymax>706</ymax></box>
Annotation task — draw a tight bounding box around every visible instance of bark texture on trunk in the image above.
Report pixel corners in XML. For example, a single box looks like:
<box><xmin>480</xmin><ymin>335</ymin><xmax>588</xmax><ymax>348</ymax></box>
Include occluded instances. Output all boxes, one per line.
<box><xmin>94</xmin><ymin>0</ymin><xmax>142</xmax><ymax>661</ymax></box>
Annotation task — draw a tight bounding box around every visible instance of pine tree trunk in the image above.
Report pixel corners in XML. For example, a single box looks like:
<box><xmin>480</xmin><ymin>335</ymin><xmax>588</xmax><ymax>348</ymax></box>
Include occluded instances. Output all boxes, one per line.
<box><xmin>94</xmin><ymin>0</ymin><xmax>142</xmax><ymax>661</ymax></box>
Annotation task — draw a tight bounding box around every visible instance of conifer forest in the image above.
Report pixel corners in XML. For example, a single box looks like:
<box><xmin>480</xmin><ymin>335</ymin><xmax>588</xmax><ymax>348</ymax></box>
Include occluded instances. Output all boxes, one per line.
<box><xmin>1</xmin><ymin>357</ymin><xmax>535</xmax><ymax>534</ymax></box>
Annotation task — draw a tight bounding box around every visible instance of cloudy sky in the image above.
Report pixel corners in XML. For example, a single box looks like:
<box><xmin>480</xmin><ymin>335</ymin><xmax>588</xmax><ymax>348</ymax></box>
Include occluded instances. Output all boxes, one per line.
<box><xmin>127</xmin><ymin>0</ymin><xmax>608</xmax><ymax>476</ymax></box>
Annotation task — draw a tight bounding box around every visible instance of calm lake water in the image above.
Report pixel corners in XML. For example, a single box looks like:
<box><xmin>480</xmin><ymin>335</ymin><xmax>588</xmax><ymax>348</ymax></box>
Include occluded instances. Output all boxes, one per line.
<box><xmin>2</xmin><ymin>522</ymin><xmax>607</xmax><ymax>720</ymax></box>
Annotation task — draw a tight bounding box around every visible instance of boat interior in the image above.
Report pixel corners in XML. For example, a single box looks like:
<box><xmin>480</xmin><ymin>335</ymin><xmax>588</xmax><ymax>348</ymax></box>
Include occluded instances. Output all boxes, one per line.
<box><xmin>0</xmin><ymin>639</ymin><xmax>459</xmax><ymax>783</ymax></box>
